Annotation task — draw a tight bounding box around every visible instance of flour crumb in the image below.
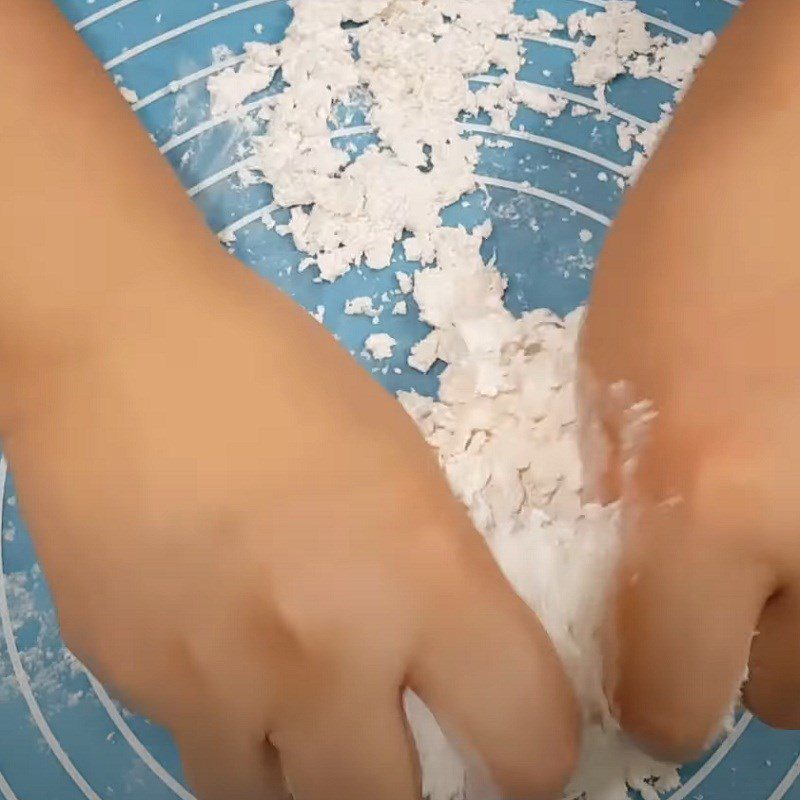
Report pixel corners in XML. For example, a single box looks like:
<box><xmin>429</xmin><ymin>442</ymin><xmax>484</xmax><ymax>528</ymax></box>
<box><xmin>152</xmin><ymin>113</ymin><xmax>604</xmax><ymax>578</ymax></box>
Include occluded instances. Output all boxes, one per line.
<box><xmin>515</xmin><ymin>83</ymin><xmax>569</xmax><ymax>118</ymax></box>
<box><xmin>207</xmin><ymin>42</ymin><xmax>280</xmax><ymax>117</ymax></box>
<box><xmin>396</xmin><ymin>271</ymin><xmax>414</xmax><ymax>295</ymax></box>
<box><xmin>392</xmin><ymin>300</ymin><xmax>408</xmax><ymax>316</ymax></box>
<box><xmin>579</xmin><ymin>229</ymin><xmax>594</xmax><ymax>243</ymax></box>
<box><xmin>119</xmin><ymin>86</ymin><xmax>138</xmax><ymax>104</ymax></box>
<box><xmin>568</xmin><ymin>1</ymin><xmax>713</xmax><ymax>94</ymax></box>
<box><xmin>312</xmin><ymin>305</ymin><xmax>326</xmax><ymax>324</ymax></box>
<box><xmin>364</xmin><ymin>333</ymin><xmax>397</xmax><ymax>361</ymax></box>
<box><xmin>345</xmin><ymin>296</ymin><xmax>382</xmax><ymax>319</ymax></box>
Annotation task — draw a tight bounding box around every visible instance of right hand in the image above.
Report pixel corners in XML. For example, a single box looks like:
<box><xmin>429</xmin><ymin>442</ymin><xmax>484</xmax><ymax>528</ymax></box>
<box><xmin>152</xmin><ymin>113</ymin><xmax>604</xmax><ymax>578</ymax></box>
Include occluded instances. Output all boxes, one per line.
<box><xmin>579</xmin><ymin>0</ymin><xmax>800</xmax><ymax>762</ymax></box>
<box><xmin>3</xmin><ymin>254</ymin><xmax>578</xmax><ymax>800</ymax></box>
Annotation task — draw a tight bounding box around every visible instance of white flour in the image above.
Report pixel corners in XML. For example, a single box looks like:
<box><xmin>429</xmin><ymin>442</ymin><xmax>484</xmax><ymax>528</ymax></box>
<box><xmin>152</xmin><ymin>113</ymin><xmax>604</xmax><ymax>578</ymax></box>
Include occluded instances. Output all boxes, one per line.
<box><xmin>205</xmin><ymin>2</ymin><xmax>716</xmax><ymax>797</ymax></box>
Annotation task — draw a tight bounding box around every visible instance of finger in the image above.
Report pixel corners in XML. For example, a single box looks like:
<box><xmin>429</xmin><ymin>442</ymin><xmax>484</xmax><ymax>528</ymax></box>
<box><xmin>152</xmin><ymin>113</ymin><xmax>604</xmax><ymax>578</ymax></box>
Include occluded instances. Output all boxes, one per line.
<box><xmin>272</xmin><ymin>682</ymin><xmax>421</xmax><ymax>800</ymax></box>
<box><xmin>745</xmin><ymin>586</ymin><xmax>800</xmax><ymax>728</ymax></box>
<box><xmin>609</xmin><ymin>501</ymin><xmax>773</xmax><ymax>762</ymax></box>
<box><xmin>410</xmin><ymin>538</ymin><xmax>579</xmax><ymax>800</ymax></box>
<box><xmin>176</xmin><ymin>720</ymin><xmax>287</xmax><ymax>800</ymax></box>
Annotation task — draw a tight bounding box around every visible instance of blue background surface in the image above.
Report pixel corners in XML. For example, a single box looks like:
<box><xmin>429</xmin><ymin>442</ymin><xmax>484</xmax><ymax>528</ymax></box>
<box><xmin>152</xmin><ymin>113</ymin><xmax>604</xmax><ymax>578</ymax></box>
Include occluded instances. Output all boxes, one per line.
<box><xmin>2</xmin><ymin>0</ymin><xmax>799</xmax><ymax>798</ymax></box>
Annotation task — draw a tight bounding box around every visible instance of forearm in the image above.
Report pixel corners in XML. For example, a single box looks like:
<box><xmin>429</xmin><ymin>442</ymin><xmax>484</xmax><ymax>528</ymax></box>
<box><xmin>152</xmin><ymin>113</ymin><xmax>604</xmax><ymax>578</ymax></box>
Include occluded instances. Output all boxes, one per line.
<box><xmin>0</xmin><ymin>2</ymin><xmax>232</xmax><ymax>424</ymax></box>
<box><xmin>587</xmin><ymin>0</ymin><xmax>800</xmax><ymax>381</ymax></box>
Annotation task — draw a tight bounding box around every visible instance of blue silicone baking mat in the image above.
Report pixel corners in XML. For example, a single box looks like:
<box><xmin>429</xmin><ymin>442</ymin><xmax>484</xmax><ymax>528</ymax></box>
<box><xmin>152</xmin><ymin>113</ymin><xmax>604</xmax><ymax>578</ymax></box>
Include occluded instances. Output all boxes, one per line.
<box><xmin>2</xmin><ymin>1</ymin><xmax>798</xmax><ymax>798</ymax></box>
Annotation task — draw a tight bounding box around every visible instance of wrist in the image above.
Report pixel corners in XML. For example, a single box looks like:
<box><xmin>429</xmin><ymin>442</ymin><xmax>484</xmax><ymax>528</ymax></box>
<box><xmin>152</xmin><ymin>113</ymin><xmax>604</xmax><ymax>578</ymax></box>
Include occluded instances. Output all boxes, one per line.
<box><xmin>0</xmin><ymin>243</ymin><xmax>232</xmax><ymax>437</ymax></box>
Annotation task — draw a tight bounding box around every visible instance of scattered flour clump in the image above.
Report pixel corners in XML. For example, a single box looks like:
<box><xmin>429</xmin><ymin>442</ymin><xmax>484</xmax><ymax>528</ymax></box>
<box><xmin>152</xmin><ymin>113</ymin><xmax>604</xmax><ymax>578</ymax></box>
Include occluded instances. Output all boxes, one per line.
<box><xmin>568</xmin><ymin>0</ymin><xmax>714</xmax><ymax>90</ymax></box>
<box><xmin>206</xmin><ymin>42</ymin><xmax>280</xmax><ymax>116</ymax></box>
<box><xmin>566</xmin><ymin>1</ymin><xmax>714</xmax><ymax>173</ymax></box>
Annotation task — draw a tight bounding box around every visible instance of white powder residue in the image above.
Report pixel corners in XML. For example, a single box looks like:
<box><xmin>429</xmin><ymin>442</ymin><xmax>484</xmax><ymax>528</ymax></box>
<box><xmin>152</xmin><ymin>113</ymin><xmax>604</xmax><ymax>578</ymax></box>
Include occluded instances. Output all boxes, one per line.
<box><xmin>202</xmin><ymin>2</ymin><xmax>720</xmax><ymax>797</ymax></box>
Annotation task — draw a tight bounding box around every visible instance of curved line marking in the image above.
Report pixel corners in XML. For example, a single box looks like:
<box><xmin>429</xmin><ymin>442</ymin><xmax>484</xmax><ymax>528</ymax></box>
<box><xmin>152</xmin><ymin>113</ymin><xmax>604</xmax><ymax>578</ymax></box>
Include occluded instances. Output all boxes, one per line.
<box><xmin>668</xmin><ymin>712</ymin><xmax>753</xmax><ymax>800</ymax></box>
<box><xmin>0</xmin><ymin>459</ymin><xmax>102</xmax><ymax>800</ymax></box>
<box><xmin>187</xmin><ymin>121</ymin><xmax>377</xmax><ymax>195</ymax></box>
<box><xmin>0</xmin><ymin>465</ymin><xmax>19</xmax><ymax>800</ymax></box>
<box><xmin>74</xmin><ymin>0</ymin><xmax>143</xmax><ymax>31</ymax></box>
<box><xmin>0</xmin><ymin>464</ymin><xmax>190</xmax><ymax>800</ymax></box>
<box><xmin>132</xmin><ymin>30</ymin><xmax>670</xmax><ymax>121</ymax></box>
<box><xmin>470</xmin><ymin>75</ymin><xmax>650</xmax><ymax>128</ymax></box>
<box><xmin>522</xmin><ymin>34</ymin><xmax>581</xmax><ymax>53</ymax></box>
<box><xmin>0</xmin><ymin>771</ymin><xmax>19</xmax><ymax>800</ymax></box>
<box><xmin>188</xmin><ymin>121</ymin><xmax>627</xmax><ymax>197</ymax></box>
<box><xmin>767</xmin><ymin>754</ymin><xmax>800</xmax><ymax>800</ymax></box>
<box><xmin>329</xmin><ymin>125</ymin><xmax>373</xmax><ymax>140</ymax></box>
<box><xmin>477</xmin><ymin>175</ymin><xmax>612</xmax><ymax>226</ymax></box>
<box><xmin>566</xmin><ymin>0</ymin><xmax>699</xmax><ymax>40</ymax></box>
<box><xmin>217</xmin><ymin>203</ymin><xmax>279</xmax><ymax>240</ymax></box>
<box><xmin>84</xmin><ymin>672</ymin><xmax>196</xmax><ymax>800</ymax></box>
<box><xmin>462</xmin><ymin>123</ymin><xmax>630</xmax><ymax>175</ymax></box>
<box><xmin>522</xmin><ymin>32</ymin><xmax>679</xmax><ymax>89</ymax></box>
<box><xmin>188</xmin><ymin>160</ymin><xmax>254</xmax><ymax>197</ymax></box>
<box><xmin>103</xmin><ymin>0</ymin><xmax>283</xmax><ymax>70</ymax></box>
<box><xmin>133</xmin><ymin>55</ymin><xmax>247</xmax><ymax>112</ymax></box>
<box><xmin>213</xmin><ymin>173</ymin><xmax>611</xmax><ymax>242</ymax></box>
<box><xmin>132</xmin><ymin>34</ymin><xmax>580</xmax><ymax>115</ymax></box>
<box><xmin>159</xmin><ymin>94</ymin><xmax>275</xmax><ymax>154</ymax></box>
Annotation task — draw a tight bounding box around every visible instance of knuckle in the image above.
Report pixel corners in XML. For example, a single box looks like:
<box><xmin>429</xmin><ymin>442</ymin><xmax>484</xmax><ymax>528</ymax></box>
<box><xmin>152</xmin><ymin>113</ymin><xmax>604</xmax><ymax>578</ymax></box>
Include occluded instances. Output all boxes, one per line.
<box><xmin>618</xmin><ymin>702</ymin><xmax>716</xmax><ymax>763</ymax></box>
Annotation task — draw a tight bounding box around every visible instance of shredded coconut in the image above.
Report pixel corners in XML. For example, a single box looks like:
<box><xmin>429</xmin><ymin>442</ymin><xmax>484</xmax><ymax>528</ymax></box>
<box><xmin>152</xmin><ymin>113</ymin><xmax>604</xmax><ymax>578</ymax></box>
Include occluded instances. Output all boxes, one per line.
<box><xmin>203</xmin><ymin>2</ymin><xmax>721</xmax><ymax>797</ymax></box>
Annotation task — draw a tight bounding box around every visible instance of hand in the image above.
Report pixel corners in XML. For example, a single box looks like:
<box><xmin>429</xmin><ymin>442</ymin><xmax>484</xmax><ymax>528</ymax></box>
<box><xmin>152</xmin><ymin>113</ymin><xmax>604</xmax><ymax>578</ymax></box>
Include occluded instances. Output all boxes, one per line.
<box><xmin>579</xmin><ymin>0</ymin><xmax>800</xmax><ymax>763</ymax></box>
<box><xmin>3</xmin><ymin>254</ymin><xmax>578</xmax><ymax>800</ymax></box>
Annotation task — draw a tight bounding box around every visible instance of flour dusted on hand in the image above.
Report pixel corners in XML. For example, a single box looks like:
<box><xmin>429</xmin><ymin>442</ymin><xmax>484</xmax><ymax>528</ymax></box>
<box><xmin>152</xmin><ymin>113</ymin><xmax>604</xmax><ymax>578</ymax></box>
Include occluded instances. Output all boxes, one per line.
<box><xmin>205</xmin><ymin>2</ymin><xmax>715</xmax><ymax>797</ymax></box>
